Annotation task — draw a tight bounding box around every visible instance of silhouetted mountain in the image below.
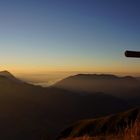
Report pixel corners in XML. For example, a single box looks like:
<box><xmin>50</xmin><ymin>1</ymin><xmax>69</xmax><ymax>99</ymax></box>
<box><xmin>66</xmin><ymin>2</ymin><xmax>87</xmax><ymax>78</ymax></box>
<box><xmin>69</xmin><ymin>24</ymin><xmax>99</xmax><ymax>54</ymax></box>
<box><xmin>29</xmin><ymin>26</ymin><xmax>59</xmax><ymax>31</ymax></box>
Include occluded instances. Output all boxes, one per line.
<box><xmin>0</xmin><ymin>71</ymin><xmax>133</xmax><ymax>140</ymax></box>
<box><xmin>0</xmin><ymin>70</ymin><xmax>16</xmax><ymax>78</ymax></box>
<box><xmin>54</xmin><ymin>74</ymin><xmax>140</xmax><ymax>99</ymax></box>
<box><xmin>58</xmin><ymin>107</ymin><xmax>140</xmax><ymax>140</ymax></box>
<box><xmin>0</xmin><ymin>70</ymin><xmax>23</xmax><ymax>83</ymax></box>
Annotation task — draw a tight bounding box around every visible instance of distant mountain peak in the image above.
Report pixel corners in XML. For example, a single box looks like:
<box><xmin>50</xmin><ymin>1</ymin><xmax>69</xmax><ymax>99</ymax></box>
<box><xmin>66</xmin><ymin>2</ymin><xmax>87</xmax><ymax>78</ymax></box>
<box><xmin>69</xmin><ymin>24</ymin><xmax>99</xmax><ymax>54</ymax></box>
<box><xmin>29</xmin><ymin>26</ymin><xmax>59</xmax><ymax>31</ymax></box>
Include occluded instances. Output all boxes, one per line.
<box><xmin>123</xmin><ymin>76</ymin><xmax>137</xmax><ymax>81</ymax></box>
<box><xmin>57</xmin><ymin>73</ymin><xmax>138</xmax><ymax>82</ymax></box>
<box><xmin>54</xmin><ymin>73</ymin><xmax>139</xmax><ymax>99</ymax></box>
<box><xmin>0</xmin><ymin>70</ymin><xmax>15</xmax><ymax>78</ymax></box>
<box><xmin>74</xmin><ymin>74</ymin><xmax>119</xmax><ymax>79</ymax></box>
<box><xmin>0</xmin><ymin>70</ymin><xmax>22</xmax><ymax>83</ymax></box>
<box><xmin>0</xmin><ymin>70</ymin><xmax>13</xmax><ymax>75</ymax></box>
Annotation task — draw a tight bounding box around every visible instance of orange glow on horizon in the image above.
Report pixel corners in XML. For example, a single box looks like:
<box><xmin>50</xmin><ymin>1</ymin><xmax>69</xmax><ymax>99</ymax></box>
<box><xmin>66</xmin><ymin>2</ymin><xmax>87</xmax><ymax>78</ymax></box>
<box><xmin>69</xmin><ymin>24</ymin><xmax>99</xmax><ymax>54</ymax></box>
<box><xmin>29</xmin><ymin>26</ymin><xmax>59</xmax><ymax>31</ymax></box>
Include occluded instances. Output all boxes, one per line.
<box><xmin>0</xmin><ymin>64</ymin><xmax>140</xmax><ymax>76</ymax></box>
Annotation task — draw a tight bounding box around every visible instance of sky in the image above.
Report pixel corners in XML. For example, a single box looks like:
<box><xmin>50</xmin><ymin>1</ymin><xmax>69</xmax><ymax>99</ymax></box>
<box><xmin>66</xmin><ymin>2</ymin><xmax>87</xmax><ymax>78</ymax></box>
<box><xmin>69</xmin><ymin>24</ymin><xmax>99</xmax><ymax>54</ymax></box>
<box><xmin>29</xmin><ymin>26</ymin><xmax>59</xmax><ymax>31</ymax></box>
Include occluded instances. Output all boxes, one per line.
<box><xmin>0</xmin><ymin>0</ymin><xmax>140</xmax><ymax>75</ymax></box>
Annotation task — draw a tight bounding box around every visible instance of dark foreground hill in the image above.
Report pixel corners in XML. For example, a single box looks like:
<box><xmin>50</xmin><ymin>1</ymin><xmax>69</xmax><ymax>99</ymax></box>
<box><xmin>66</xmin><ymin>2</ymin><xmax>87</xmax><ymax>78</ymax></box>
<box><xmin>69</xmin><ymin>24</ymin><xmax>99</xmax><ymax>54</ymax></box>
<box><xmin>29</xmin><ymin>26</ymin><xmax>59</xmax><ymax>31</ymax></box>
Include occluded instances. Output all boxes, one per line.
<box><xmin>0</xmin><ymin>71</ymin><xmax>133</xmax><ymax>140</ymax></box>
<box><xmin>58</xmin><ymin>108</ymin><xmax>140</xmax><ymax>140</ymax></box>
<box><xmin>54</xmin><ymin>74</ymin><xmax>140</xmax><ymax>99</ymax></box>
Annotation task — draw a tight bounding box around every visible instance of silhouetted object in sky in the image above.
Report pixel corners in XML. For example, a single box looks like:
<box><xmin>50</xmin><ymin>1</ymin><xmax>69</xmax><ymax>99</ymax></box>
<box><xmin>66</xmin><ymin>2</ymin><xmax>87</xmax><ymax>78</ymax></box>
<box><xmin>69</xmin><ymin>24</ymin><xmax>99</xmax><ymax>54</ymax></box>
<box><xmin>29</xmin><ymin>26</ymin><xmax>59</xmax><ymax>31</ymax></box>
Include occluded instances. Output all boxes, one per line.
<box><xmin>125</xmin><ymin>51</ymin><xmax>140</xmax><ymax>58</ymax></box>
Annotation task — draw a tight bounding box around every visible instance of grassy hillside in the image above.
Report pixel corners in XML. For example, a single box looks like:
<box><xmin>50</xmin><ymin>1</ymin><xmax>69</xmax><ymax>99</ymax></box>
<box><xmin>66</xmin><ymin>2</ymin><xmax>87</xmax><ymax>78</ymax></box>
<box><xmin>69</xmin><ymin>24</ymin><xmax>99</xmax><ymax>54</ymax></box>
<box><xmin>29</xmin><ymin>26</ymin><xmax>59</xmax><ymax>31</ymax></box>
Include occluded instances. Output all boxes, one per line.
<box><xmin>58</xmin><ymin>108</ymin><xmax>140</xmax><ymax>140</ymax></box>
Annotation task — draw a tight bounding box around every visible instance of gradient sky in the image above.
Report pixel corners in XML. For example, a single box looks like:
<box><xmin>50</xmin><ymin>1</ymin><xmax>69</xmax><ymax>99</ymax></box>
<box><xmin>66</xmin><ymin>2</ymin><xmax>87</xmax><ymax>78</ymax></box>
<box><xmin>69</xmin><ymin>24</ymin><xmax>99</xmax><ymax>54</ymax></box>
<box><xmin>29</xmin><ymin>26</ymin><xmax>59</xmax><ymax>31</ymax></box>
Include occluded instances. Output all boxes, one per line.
<box><xmin>0</xmin><ymin>0</ymin><xmax>140</xmax><ymax>75</ymax></box>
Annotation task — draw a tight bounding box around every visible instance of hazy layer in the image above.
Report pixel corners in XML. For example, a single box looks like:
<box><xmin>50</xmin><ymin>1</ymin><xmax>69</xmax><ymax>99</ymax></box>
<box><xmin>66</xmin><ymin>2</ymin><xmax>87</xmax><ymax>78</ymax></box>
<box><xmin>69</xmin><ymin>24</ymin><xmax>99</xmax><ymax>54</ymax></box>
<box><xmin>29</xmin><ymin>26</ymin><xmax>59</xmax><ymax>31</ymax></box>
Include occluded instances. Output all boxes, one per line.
<box><xmin>15</xmin><ymin>71</ymin><xmax>140</xmax><ymax>87</ymax></box>
<box><xmin>15</xmin><ymin>72</ymin><xmax>76</xmax><ymax>87</ymax></box>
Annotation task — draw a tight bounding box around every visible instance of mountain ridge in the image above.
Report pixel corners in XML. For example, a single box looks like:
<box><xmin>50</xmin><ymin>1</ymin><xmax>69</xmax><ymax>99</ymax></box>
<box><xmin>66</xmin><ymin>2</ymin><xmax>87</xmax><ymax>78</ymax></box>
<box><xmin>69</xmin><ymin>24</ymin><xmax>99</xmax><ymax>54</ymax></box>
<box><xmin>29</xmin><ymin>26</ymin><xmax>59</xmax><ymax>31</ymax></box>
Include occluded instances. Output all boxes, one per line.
<box><xmin>58</xmin><ymin>107</ymin><xmax>140</xmax><ymax>140</ymax></box>
<box><xmin>0</xmin><ymin>71</ymin><xmax>138</xmax><ymax>140</ymax></box>
<box><xmin>0</xmin><ymin>71</ymin><xmax>133</xmax><ymax>140</ymax></box>
<box><xmin>0</xmin><ymin>70</ymin><xmax>23</xmax><ymax>83</ymax></box>
<box><xmin>54</xmin><ymin>74</ymin><xmax>140</xmax><ymax>99</ymax></box>
<box><xmin>60</xmin><ymin>74</ymin><xmax>137</xmax><ymax>81</ymax></box>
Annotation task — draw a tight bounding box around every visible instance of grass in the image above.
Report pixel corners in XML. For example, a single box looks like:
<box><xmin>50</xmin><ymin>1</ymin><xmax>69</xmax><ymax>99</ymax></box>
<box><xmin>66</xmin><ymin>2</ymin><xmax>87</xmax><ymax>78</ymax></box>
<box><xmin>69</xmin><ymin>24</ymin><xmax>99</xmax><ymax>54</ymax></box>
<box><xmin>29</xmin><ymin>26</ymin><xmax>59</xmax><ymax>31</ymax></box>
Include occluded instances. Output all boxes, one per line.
<box><xmin>58</xmin><ymin>108</ymin><xmax>140</xmax><ymax>140</ymax></box>
<box><xmin>61</xmin><ymin>135</ymin><xmax>140</xmax><ymax>140</ymax></box>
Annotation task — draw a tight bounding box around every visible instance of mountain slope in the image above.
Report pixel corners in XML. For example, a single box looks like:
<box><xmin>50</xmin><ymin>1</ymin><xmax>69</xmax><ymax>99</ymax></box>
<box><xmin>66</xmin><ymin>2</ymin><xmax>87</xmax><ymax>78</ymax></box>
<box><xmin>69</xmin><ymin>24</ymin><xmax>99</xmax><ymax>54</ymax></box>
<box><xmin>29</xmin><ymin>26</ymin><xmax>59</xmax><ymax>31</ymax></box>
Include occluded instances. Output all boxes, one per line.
<box><xmin>0</xmin><ymin>70</ymin><xmax>22</xmax><ymax>83</ymax></box>
<box><xmin>54</xmin><ymin>74</ymin><xmax>140</xmax><ymax>99</ymax></box>
<box><xmin>0</xmin><ymin>71</ymin><xmax>132</xmax><ymax>140</ymax></box>
<box><xmin>58</xmin><ymin>108</ymin><xmax>140</xmax><ymax>140</ymax></box>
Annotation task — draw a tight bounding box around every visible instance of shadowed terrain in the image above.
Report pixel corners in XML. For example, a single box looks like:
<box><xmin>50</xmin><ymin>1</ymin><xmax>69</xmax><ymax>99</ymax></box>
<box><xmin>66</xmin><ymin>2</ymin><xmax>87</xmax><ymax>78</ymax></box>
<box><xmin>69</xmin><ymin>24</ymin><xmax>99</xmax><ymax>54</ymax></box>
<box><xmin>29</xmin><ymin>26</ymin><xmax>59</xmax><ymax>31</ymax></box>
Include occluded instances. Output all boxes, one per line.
<box><xmin>58</xmin><ymin>108</ymin><xmax>140</xmax><ymax>140</ymax></box>
<box><xmin>0</xmin><ymin>71</ymin><xmax>139</xmax><ymax>139</ymax></box>
<box><xmin>55</xmin><ymin>74</ymin><xmax>140</xmax><ymax>100</ymax></box>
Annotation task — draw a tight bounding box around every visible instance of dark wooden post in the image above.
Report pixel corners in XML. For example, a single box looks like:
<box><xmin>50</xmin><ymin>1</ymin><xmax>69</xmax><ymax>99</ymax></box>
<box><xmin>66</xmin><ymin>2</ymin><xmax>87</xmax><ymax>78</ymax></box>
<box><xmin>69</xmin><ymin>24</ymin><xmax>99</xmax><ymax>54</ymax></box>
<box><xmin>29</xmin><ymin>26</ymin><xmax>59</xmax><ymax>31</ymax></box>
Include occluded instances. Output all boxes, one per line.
<box><xmin>125</xmin><ymin>51</ymin><xmax>140</xmax><ymax>58</ymax></box>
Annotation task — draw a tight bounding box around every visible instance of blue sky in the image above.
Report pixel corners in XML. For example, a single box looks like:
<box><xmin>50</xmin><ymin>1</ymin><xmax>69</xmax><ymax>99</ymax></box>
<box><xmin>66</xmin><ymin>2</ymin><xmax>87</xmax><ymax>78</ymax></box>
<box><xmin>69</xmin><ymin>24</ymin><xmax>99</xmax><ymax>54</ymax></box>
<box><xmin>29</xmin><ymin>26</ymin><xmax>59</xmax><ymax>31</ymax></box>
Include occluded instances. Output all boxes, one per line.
<box><xmin>0</xmin><ymin>0</ymin><xmax>140</xmax><ymax>74</ymax></box>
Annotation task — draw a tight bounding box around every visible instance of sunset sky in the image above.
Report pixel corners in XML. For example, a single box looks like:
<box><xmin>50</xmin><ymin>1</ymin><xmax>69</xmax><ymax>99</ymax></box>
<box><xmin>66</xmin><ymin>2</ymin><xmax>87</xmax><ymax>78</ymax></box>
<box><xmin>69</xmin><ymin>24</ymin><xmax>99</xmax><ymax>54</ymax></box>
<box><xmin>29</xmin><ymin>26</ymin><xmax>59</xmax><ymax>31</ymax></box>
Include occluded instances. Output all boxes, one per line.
<box><xmin>0</xmin><ymin>0</ymin><xmax>140</xmax><ymax>75</ymax></box>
